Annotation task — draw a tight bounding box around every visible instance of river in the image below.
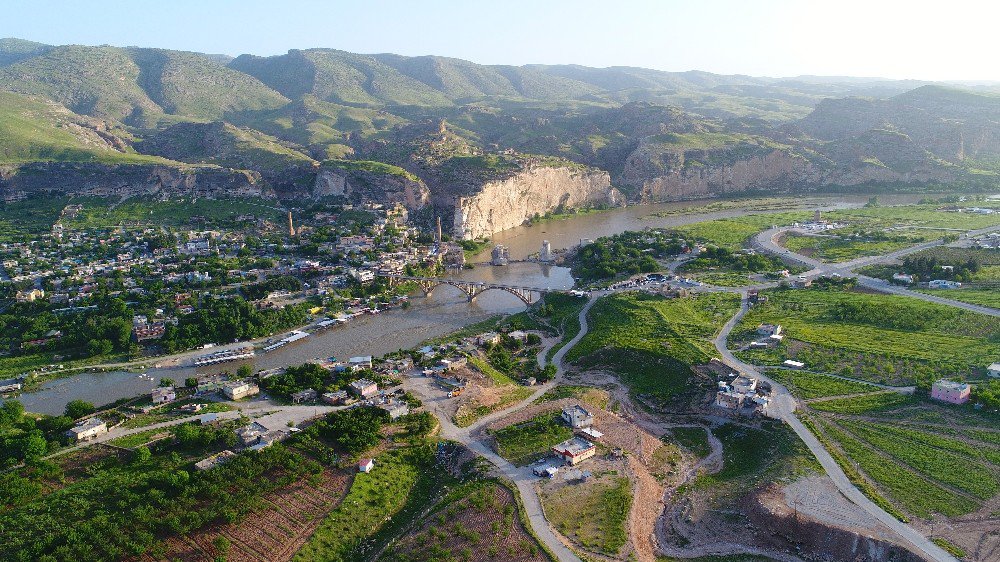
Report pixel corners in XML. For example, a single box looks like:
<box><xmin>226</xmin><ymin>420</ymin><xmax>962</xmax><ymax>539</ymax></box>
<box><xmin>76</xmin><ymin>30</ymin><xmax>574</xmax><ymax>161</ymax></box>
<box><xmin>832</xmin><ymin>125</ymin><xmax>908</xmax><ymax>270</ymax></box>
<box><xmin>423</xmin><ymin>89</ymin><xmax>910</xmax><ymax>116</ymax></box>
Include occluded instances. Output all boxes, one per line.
<box><xmin>9</xmin><ymin>192</ymin><xmax>941</xmax><ymax>414</ymax></box>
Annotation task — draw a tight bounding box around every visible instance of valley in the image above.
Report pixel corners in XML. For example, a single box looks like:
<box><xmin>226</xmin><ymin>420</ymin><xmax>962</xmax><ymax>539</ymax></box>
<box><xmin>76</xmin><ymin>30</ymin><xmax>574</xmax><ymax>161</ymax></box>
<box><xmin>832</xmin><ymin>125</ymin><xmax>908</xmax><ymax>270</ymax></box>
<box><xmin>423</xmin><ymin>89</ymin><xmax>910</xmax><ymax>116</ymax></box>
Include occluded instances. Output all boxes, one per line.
<box><xmin>2</xmin><ymin>29</ymin><xmax>1000</xmax><ymax>562</ymax></box>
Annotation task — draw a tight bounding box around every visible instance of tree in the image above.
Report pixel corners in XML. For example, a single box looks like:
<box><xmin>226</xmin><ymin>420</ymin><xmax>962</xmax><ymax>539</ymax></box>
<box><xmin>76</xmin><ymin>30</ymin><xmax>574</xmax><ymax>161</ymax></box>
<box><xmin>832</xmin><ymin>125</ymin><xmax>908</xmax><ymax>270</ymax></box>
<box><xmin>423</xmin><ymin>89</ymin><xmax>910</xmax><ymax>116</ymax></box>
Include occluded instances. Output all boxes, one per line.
<box><xmin>87</xmin><ymin>339</ymin><xmax>114</xmax><ymax>356</ymax></box>
<box><xmin>158</xmin><ymin>378</ymin><xmax>173</xmax><ymax>387</ymax></box>
<box><xmin>0</xmin><ymin>399</ymin><xmax>24</xmax><ymax>427</ymax></box>
<box><xmin>236</xmin><ymin>364</ymin><xmax>253</xmax><ymax>379</ymax></box>
<box><xmin>17</xmin><ymin>430</ymin><xmax>48</xmax><ymax>462</ymax></box>
<box><xmin>132</xmin><ymin>446</ymin><xmax>152</xmax><ymax>465</ymax></box>
<box><xmin>64</xmin><ymin>400</ymin><xmax>95</xmax><ymax>420</ymax></box>
<box><xmin>185</xmin><ymin>377</ymin><xmax>199</xmax><ymax>388</ymax></box>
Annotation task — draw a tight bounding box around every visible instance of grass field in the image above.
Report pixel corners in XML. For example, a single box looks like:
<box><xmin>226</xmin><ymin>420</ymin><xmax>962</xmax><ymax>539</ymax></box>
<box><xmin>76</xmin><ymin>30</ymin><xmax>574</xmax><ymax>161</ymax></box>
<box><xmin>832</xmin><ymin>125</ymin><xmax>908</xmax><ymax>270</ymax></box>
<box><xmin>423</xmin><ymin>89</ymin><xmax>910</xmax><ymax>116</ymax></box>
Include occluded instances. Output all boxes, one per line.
<box><xmin>767</xmin><ymin>369</ymin><xmax>882</xmax><ymax>399</ymax></box>
<box><xmin>734</xmin><ymin>286</ymin><xmax>1000</xmax><ymax>385</ymax></box>
<box><xmin>379</xmin><ymin>478</ymin><xmax>546</xmax><ymax>562</ymax></box>
<box><xmin>916</xmin><ymin>288</ymin><xmax>1000</xmax><ymax>309</ymax></box>
<box><xmin>567</xmin><ymin>292</ymin><xmax>739</xmax><ymax>403</ymax></box>
<box><xmin>539</xmin><ymin>385</ymin><xmax>611</xmax><ymax>410</ymax></box>
<box><xmin>453</xmin><ymin>385</ymin><xmax>534</xmax><ymax>428</ymax></box>
<box><xmin>684</xmin><ymin>271</ymin><xmax>754</xmax><ymax>287</ymax></box>
<box><xmin>779</xmin><ymin>232</ymin><xmax>926</xmax><ymax>262</ymax></box>
<box><xmin>63</xmin><ymin>196</ymin><xmax>287</xmax><ymax>229</ymax></box>
<box><xmin>808</xmin><ymin>393</ymin><xmax>917</xmax><ymax>414</ymax></box>
<box><xmin>691</xmin><ymin>422</ymin><xmax>816</xmax><ymax>499</ymax></box>
<box><xmin>799</xmin><ymin>376</ymin><xmax>1000</xmax><ymax>522</ymax></box>
<box><xmin>823</xmin><ymin>204</ymin><xmax>1000</xmax><ymax>231</ymax></box>
<box><xmin>492</xmin><ymin>411</ymin><xmax>573</xmax><ymax>466</ymax></box>
<box><xmin>468</xmin><ymin>355</ymin><xmax>519</xmax><ymax>386</ymax></box>
<box><xmin>815</xmin><ymin>418</ymin><xmax>979</xmax><ymax>518</ymax></box>
<box><xmin>668</xmin><ymin>427</ymin><xmax>712</xmax><ymax>458</ymax></box>
<box><xmin>671</xmin><ymin>212</ymin><xmax>811</xmax><ymax>251</ymax></box>
<box><xmin>541</xmin><ymin>474</ymin><xmax>632</xmax><ymax>555</ymax></box>
<box><xmin>293</xmin><ymin>444</ymin><xmax>445</xmax><ymax>562</ymax></box>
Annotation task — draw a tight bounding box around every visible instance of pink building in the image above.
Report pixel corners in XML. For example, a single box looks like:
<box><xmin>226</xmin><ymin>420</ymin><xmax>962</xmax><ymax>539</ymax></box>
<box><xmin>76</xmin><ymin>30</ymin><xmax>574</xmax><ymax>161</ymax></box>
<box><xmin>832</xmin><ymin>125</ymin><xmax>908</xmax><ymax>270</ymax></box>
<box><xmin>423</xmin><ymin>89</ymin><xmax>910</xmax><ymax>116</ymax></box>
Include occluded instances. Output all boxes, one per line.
<box><xmin>930</xmin><ymin>380</ymin><xmax>971</xmax><ymax>405</ymax></box>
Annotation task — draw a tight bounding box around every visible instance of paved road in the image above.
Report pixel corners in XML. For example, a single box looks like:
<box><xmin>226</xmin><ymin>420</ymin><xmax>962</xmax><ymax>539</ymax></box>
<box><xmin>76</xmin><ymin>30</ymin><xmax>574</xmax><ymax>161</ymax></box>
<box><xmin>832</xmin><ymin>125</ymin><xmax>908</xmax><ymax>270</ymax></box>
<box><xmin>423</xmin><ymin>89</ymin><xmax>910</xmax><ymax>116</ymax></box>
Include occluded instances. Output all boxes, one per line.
<box><xmin>751</xmin><ymin>226</ymin><xmax>1000</xmax><ymax>317</ymax></box>
<box><xmin>712</xmin><ymin>293</ymin><xmax>958</xmax><ymax>562</ymax></box>
<box><xmin>404</xmin><ymin>296</ymin><xmax>599</xmax><ymax>562</ymax></box>
<box><xmin>45</xmin><ymin>400</ymin><xmax>344</xmax><ymax>460</ymax></box>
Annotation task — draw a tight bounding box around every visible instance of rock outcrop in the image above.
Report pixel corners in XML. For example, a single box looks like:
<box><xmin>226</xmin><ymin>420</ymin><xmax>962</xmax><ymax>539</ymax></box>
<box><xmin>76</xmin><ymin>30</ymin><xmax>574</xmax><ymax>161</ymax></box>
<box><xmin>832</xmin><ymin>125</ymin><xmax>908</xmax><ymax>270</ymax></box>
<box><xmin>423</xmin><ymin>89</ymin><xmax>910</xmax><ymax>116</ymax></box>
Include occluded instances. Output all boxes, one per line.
<box><xmin>0</xmin><ymin>163</ymin><xmax>270</xmax><ymax>202</ymax></box>
<box><xmin>628</xmin><ymin>148</ymin><xmax>810</xmax><ymax>202</ymax></box>
<box><xmin>312</xmin><ymin>166</ymin><xmax>430</xmax><ymax>210</ymax></box>
<box><xmin>452</xmin><ymin>165</ymin><xmax>619</xmax><ymax>239</ymax></box>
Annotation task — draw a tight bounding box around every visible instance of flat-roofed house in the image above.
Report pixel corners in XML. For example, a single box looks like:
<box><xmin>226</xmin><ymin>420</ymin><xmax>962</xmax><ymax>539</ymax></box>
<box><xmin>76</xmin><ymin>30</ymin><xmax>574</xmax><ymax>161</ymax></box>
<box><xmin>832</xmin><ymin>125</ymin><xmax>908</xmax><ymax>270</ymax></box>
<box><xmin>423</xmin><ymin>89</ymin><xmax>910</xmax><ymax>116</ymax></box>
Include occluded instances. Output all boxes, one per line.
<box><xmin>349</xmin><ymin>378</ymin><xmax>378</xmax><ymax>399</ymax></box>
<box><xmin>223</xmin><ymin>380</ymin><xmax>259</xmax><ymax>400</ymax></box>
<box><xmin>151</xmin><ymin>386</ymin><xmax>176</xmax><ymax>404</ymax></box>
<box><xmin>561</xmin><ymin>405</ymin><xmax>593</xmax><ymax>428</ymax></box>
<box><xmin>988</xmin><ymin>363</ymin><xmax>1000</xmax><ymax>378</ymax></box>
<box><xmin>931</xmin><ymin>380</ymin><xmax>971</xmax><ymax>405</ymax></box>
<box><xmin>67</xmin><ymin>417</ymin><xmax>108</xmax><ymax>442</ymax></box>
<box><xmin>552</xmin><ymin>437</ymin><xmax>597</xmax><ymax>466</ymax></box>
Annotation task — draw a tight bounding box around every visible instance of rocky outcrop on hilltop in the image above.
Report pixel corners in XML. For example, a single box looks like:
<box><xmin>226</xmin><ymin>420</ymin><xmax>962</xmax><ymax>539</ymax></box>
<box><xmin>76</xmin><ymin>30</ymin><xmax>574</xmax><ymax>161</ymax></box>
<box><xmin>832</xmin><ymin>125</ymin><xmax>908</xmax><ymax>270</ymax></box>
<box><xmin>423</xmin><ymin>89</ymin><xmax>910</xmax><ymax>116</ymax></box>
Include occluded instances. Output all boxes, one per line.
<box><xmin>453</xmin><ymin>165</ymin><xmax>619</xmax><ymax>239</ymax></box>
<box><xmin>0</xmin><ymin>163</ymin><xmax>270</xmax><ymax>202</ymax></box>
<box><xmin>313</xmin><ymin>165</ymin><xmax>430</xmax><ymax>209</ymax></box>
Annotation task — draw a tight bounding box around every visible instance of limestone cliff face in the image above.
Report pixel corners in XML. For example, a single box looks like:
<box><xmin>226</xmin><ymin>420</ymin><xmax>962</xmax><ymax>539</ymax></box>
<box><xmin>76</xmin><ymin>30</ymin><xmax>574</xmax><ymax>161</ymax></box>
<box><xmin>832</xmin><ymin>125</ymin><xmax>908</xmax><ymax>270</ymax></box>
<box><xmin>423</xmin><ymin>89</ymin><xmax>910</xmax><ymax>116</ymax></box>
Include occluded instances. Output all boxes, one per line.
<box><xmin>313</xmin><ymin>168</ymin><xmax>430</xmax><ymax>210</ymax></box>
<box><xmin>0</xmin><ymin>163</ymin><xmax>270</xmax><ymax>202</ymax></box>
<box><xmin>624</xmin><ymin>141</ymin><xmax>956</xmax><ymax>204</ymax></box>
<box><xmin>630</xmin><ymin>149</ymin><xmax>811</xmax><ymax>202</ymax></box>
<box><xmin>453</xmin><ymin>165</ymin><xmax>619</xmax><ymax>239</ymax></box>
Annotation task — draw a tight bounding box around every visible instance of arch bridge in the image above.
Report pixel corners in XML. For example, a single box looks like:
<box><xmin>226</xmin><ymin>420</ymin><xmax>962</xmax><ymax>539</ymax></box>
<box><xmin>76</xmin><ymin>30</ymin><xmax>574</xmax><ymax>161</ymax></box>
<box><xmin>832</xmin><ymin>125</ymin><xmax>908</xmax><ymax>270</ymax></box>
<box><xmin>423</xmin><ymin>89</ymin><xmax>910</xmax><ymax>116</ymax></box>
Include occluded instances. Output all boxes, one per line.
<box><xmin>378</xmin><ymin>273</ymin><xmax>562</xmax><ymax>305</ymax></box>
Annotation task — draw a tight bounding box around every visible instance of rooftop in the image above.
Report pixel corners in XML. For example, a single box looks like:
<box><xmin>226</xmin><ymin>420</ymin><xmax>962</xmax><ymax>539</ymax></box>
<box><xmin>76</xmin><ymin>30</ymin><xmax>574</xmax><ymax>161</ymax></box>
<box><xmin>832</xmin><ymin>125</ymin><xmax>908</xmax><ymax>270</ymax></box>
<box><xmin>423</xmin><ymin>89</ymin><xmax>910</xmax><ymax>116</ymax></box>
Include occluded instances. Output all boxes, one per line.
<box><xmin>552</xmin><ymin>436</ymin><xmax>596</xmax><ymax>456</ymax></box>
<box><xmin>933</xmin><ymin>379</ymin><xmax>970</xmax><ymax>391</ymax></box>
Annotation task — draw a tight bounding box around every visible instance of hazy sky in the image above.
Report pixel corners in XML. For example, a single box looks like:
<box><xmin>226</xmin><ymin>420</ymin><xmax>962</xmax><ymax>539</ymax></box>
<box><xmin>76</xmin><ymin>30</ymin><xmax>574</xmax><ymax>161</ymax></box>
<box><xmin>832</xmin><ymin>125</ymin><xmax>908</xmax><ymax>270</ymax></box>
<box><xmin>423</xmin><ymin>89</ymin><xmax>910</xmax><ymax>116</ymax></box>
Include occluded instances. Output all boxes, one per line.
<box><xmin>3</xmin><ymin>0</ymin><xmax>998</xmax><ymax>81</ymax></box>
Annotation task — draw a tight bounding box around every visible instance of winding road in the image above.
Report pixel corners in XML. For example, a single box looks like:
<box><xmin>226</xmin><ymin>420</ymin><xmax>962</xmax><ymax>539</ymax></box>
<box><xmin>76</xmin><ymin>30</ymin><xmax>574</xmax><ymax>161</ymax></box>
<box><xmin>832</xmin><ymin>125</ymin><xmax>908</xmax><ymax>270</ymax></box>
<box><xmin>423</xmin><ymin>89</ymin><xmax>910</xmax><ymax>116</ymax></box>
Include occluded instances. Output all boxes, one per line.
<box><xmin>751</xmin><ymin>225</ymin><xmax>1000</xmax><ymax>317</ymax></box>
<box><xmin>403</xmin><ymin>295</ymin><xmax>600</xmax><ymax>562</ymax></box>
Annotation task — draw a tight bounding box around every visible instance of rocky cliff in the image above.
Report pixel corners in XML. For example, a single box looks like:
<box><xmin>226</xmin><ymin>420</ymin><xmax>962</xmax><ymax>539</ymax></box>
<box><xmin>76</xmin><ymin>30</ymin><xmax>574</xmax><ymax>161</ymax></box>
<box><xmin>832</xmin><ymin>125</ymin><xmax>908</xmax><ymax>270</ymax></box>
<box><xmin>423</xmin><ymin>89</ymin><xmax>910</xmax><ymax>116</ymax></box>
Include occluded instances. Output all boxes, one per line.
<box><xmin>627</xmin><ymin>147</ymin><xmax>810</xmax><ymax>202</ymax></box>
<box><xmin>313</xmin><ymin>165</ymin><xmax>430</xmax><ymax>210</ymax></box>
<box><xmin>452</xmin><ymin>165</ymin><xmax>619</xmax><ymax>239</ymax></box>
<box><xmin>0</xmin><ymin>163</ymin><xmax>270</xmax><ymax>202</ymax></box>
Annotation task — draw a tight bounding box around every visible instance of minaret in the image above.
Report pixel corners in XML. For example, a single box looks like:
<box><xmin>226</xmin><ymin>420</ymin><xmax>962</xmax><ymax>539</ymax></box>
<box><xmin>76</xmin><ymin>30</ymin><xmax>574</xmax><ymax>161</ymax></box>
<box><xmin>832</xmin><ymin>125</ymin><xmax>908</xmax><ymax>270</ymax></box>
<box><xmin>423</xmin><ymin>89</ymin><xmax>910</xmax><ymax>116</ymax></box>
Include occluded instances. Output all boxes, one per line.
<box><xmin>436</xmin><ymin>216</ymin><xmax>443</xmax><ymax>244</ymax></box>
<box><xmin>288</xmin><ymin>211</ymin><xmax>295</xmax><ymax>237</ymax></box>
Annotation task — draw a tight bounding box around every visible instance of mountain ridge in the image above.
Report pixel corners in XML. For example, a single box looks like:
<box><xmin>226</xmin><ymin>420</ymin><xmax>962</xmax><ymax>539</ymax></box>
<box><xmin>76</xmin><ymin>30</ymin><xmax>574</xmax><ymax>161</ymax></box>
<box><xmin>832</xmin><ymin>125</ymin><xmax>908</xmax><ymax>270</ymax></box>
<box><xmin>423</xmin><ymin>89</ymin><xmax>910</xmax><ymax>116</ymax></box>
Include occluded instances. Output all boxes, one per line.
<box><xmin>0</xmin><ymin>37</ymin><xmax>999</xmax><ymax>238</ymax></box>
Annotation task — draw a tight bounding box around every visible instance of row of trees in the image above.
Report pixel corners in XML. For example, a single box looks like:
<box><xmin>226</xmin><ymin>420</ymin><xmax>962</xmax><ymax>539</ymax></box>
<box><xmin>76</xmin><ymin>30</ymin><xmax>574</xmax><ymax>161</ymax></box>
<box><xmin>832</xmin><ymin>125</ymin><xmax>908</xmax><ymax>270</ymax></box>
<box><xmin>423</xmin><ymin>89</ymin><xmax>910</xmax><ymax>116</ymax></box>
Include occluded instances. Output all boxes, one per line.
<box><xmin>160</xmin><ymin>296</ymin><xmax>310</xmax><ymax>352</ymax></box>
<box><xmin>686</xmin><ymin>246</ymin><xmax>786</xmax><ymax>273</ymax></box>
<box><xmin>901</xmin><ymin>256</ymin><xmax>982</xmax><ymax>282</ymax></box>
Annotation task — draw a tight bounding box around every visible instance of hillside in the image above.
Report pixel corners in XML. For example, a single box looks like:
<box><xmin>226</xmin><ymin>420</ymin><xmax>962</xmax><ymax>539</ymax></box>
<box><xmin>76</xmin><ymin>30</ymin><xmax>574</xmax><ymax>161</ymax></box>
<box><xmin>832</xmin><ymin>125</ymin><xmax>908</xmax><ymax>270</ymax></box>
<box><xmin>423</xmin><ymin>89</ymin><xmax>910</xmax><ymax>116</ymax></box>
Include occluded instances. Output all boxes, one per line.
<box><xmin>0</xmin><ymin>91</ymin><xmax>171</xmax><ymax>164</ymax></box>
<box><xmin>0</xmin><ymin>44</ymin><xmax>287</xmax><ymax>124</ymax></box>
<box><xmin>135</xmin><ymin>121</ymin><xmax>315</xmax><ymax>171</ymax></box>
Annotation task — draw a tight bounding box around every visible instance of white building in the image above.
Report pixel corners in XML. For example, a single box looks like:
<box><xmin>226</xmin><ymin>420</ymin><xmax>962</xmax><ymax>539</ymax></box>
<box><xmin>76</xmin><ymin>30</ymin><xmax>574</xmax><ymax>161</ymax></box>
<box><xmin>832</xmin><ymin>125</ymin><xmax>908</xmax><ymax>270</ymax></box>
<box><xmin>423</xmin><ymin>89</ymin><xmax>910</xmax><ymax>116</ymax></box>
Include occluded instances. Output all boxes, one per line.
<box><xmin>223</xmin><ymin>380</ymin><xmax>260</xmax><ymax>400</ymax></box>
<box><xmin>67</xmin><ymin>417</ymin><xmax>108</xmax><ymax>442</ymax></box>
<box><xmin>731</xmin><ymin>375</ymin><xmax>758</xmax><ymax>395</ymax></box>
<box><xmin>892</xmin><ymin>273</ymin><xmax>915</xmax><ymax>284</ymax></box>
<box><xmin>561</xmin><ymin>405</ymin><xmax>594</xmax><ymax>428</ymax></box>
<box><xmin>151</xmin><ymin>386</ymin><xmax>176</xmax><ymax>404</ymax></box>
<box><xmin>987</xmin><ymin>363</ymin><xmax>1000</xmax><ymax>378</ymax></box>
<box><xmin>348</xmin><ymin>356</ymin><xmax>373</xmax><ymax>370</ymax></box>
<box><xmin>928</xmin><ymin>279</ymin><xmax>962</xmax><ymax>289</ymax></box>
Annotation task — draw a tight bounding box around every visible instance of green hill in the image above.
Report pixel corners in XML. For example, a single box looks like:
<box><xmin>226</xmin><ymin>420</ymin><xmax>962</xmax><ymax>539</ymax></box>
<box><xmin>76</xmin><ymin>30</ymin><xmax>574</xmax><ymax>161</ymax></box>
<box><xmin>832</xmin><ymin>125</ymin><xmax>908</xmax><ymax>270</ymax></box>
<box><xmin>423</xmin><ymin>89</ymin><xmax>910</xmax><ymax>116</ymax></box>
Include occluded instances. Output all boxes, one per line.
<box><xmin>135</xmin><ymin>121</ymin><xmax>314</xmax><ymax>171</ymax></box>
<box><xmin>229</xmin><ymin>49</ymin><xmax>454</xmax><ymax>108</ymax></box>
<box><xmin>0</xmin><ymin>38</ymin><xmax>51</xmax><ymax>67</ymax></box>
<box><xmin>0</xmin><ymin>44</ymin><xmax>287</xmax><ymax>123</ymax></box>
<box><xmin>0</xmin><ymin>91</ymin><xmax>171</xmax><ymax>164</ymax></box>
